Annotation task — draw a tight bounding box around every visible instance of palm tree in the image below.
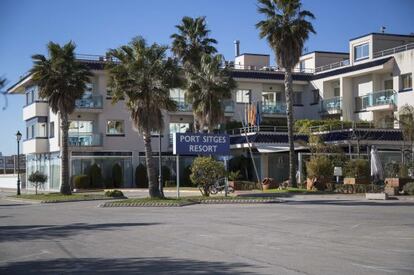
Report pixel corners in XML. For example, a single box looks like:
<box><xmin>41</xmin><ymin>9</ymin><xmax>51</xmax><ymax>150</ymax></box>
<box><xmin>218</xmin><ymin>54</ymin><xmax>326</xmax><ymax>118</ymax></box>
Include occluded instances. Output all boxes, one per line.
<box><xmin>171</xmin><ymin>16</ymin><xmax>218</xmax><ymax>132</ymax></box>
<box><xmin>186</xmin><ymin>54</ymin><xmax>236</xmax><ymax>133</ymax></box>
<box><xmin>256</xmin><ymin>0</ymin><xmax>315</xmax><ymax>187</ymax></box>
<box><xmin>31</xmin><ymin>42</ymin><xmax>92</xmax><ymax>195</ymax></box>
<box><xmin>0</xmin><ymin>77</ymin><xmax>5</xmax><ymax>89</ymax></box>
<box><xmin>106</xmin><ymin>37</ymin><xmax>181</xmax><ymax>198</ymax></box>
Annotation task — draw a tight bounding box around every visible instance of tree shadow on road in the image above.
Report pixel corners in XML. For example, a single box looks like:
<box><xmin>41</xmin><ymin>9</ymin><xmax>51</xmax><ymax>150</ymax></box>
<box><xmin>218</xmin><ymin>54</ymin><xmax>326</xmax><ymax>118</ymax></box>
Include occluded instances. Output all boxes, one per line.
<box><xmin>283</xmin><ymin>199</ymin><xmax>414</xmax><ymax>207</ymax></box>
<box><xmin>0</xmin><ymin>257</ymin><xmax>257</xmax><ymax>274</ymax></box>
<box><xmin>0</xmin><ymin>223</ymin><xmax>160</xmax><ymax>243</ymax></box>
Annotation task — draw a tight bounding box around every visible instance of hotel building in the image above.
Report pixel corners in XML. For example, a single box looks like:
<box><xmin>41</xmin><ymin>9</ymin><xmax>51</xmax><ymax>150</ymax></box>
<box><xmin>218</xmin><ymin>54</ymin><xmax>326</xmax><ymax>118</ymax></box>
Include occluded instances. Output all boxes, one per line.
<box><xmin>8</xmin><ymin>32</ymin><xmax>414</xmax><ymax>190</ymax></box>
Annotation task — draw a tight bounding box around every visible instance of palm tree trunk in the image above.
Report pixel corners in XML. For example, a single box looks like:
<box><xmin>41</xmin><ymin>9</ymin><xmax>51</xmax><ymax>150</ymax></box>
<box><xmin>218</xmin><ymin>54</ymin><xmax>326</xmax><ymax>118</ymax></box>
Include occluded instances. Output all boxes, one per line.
<box><xmin>60</xmin><ymin>112</ymin><xmax>72</xmax><ymax>195</ymax></box>
<box><xmin>143</xmin><ymin>131</ymin><xmax>162</xmax><ymax>198</ymax></box>
<box><xmin>284</xmin><ymin>68</ymin><xmax>297</xmax><ymax>187</ymax></box>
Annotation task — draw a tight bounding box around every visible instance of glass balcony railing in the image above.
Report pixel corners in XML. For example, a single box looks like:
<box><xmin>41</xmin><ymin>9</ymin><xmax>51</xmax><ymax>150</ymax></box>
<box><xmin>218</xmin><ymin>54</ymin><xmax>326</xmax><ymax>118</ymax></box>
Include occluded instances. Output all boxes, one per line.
<box><xmin>171</xmin><ymin>97</ymin><xmax>192</xmax><ymax>112</ymax></box>
<box><xmin>68</xmin><ymin>133</ymin><xmax>102</xmax><ymax>147</ymax></box>
<box><xmin>222</xmin><ymin>100</ymin><xmax>234</xmax><ymax>113</ymax></box>
<box><xmin>355</xmin><ymin>89</ymin><xmax>396</xmax><ymax>111</ymax></box>
<box><xmin>321</xmin><ymin>96</ymin><xmax>342</xmax><ymax>113</ymax></box>
<box><xmin>261</xmin><ymin>102</ymin><xmax>287</xmax><ymax>114</ymax></box>
<box><xmin>75</xmin><ymin>95</ymin><xmax>103</xmax><ymax>109</ymax></box>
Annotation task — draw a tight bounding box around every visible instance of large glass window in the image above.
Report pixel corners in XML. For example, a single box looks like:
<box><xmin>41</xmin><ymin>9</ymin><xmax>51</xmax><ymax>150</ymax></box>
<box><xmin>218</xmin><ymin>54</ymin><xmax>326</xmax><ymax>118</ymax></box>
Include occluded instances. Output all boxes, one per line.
<box><xmin>70</xmin><ymin>121</ymin><xmax>93</xmax><ymax>134</ymax></box>
<box><xmin>170</xmin><ymin>88</ymin><xmax>186</xmax><ymax>101</ymax></box>
<box><xmin>236</xmin><ymin>90</ymin><xmax>250</xmax><ymax>103</ymax></box>
<box><xmin>312</xmin><ymin>89</ymin><xmax>320</xmax><ymax>104</ymax></box>
<box><xmin>401</xmin><ymin>74</ymin><xmax>412</xmax><ymax>90</ymax></box>
<box><xmin>262</xmin><ymin>91</ymin><xmax>276</xmax><ymax>105</ymax></box>
<box><xmin>25</xmin><ymin>117</ymin><xmax>48</xmax><ymax>139</ymax></box>
<box><xmin>25</xmin><ymin>86</ymin><xmax>42</xmax><ymax>105</ymax></box>
<box><xmin>354</xmin><ymin>43</ymin><xmax>369</xmax><ymax>61</ymax></box>
<box><xmin>49</xmin><ymin>122</ymin><xmax>55</xmax><ymax>138</ymax></box>
<box><xmin>169</xmin><ymin>123</ymin><xmax>190</xmax><ymax>143</ymax></box>
<box><xmin>107</xmin><ymin>120</ymin><xmax>124</xmax><ymax>135</ymax></box>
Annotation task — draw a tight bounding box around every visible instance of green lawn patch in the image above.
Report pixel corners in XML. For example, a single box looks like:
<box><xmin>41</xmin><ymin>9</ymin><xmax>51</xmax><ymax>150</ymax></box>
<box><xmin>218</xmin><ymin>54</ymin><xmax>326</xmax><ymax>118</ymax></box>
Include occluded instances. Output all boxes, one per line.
<box><xmin>10</xmin><ymin>193</ymin><xmax>119</xmax><ymax>203</ymax></box>
<box><xmin>101</xmin><ymin>195</ymin><xmax>282</xmax><ymax>207</ymax></box>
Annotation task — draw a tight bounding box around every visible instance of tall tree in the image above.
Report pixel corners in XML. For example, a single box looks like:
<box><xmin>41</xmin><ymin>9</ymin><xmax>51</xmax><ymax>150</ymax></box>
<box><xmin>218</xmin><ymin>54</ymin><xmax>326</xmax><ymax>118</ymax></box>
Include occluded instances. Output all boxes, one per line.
<box><xmin>256</xmin><ymin>0</ymin><xmax>315</xmax><ymax>187</ymax></box>
<box><xmin>186</xmin><ymin>54</ymin><xmax>236</xmax><ymax>133</ymax></box>
<box><xmin>31</xmin><ymin>42</ymin><xmax>92</xmax><ymax>195</ymax></box>
<box><xmin>171</xmin><ymin>16</ymin><xmax>218</xmax><ymax>132</ymax></box>
<box><xmin>106</xmin><ymin>37</ymin><xmax>180</xmax><ymax>198</ymax></box>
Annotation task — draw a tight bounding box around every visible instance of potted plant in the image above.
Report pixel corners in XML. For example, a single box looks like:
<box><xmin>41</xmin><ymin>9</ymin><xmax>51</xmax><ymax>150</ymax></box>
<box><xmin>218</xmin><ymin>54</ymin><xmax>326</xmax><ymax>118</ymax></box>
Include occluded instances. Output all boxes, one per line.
<box><xmin>384</xmin><ymin>162</ymin><xmax>411</xmax><ymax>191</ymax></box>
<box><xmin>343</xmin><ymin>159</ymin><xmax>370</xmax><ymax>185</ymax></box>
<box><xmin>306</xmin><ymin>155</ymin><xmax>333</xmax><ymax>191</ymax></box>
<box><xmin>227</xmin><ymin>170</ymin><xmax>241</xmax><ymax>190</ymax></box>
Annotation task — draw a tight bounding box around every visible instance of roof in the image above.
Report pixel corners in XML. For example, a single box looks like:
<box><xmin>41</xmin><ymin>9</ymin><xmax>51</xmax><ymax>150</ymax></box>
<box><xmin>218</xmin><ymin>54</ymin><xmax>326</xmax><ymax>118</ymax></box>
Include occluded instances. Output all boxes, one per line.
<box><xmin>350</xmin><ymin>32</ymin><xmax>414</xmax><ymax>41</ymax></box>
<box><xmin>311</xmin><ymin>56</ymin><xmax>393</xmax><ymax>80</ymax></box>
<box><xmin>301</xmin><ymin>51</ymin><xmax>348</xmax><ymax>57</ymax></box>
<box><xmin>236</xmin><ymin>53</ymin><xmax>270</xmax><ymax>57</ymax></box>
<box><xmin>230</xmin><ymin>70</ymin><xmax>311</xmax><ymax>81</ymax></box>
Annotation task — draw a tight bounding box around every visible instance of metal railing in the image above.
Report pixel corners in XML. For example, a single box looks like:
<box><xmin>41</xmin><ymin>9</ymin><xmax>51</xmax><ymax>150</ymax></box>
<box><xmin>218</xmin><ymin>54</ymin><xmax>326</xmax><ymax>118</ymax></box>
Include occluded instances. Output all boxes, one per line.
<box><xmin>309</xmin><ymin>121</ymin><xmax>375</xmax><ymax>133</ymax></box>
<box><xmin>75</xmin><ymin>95</ymin><xmax>103</xmax><ymax>109</ymax></box>
<box><xmin>228</xmin><ymin>64</ymin><xmax>314</xmax><ymax>73</ymax></box>
<box><xmin>75</xmin><ymin>54</ymin><xmax>120</xmax><ymax>63</ymax></box>
<box><xmin>373</xmin><ymin>42</ymin><xmax>414</xmax><ymax>58</ymax></box>
<box><xmin>171</xmin><ymin>97</ymin><xmax>192</xmax><ymax>112</ymax></box>
<box><xmin>320</xmin><ymin>96</ymin><xmax>342</xmax><ymax>113</ymax></box>
<box><xmin>314</xmin><ymin>59</ymin><xmax>350</xmax><ymax>73</ymax></box>
<box><xmin>226</xmin><ymin>125</ymin><xmax>288</xmax><ymax>135</ymax></box>
<box><xmin>261</xmin><ymin>102</ymin><xmax>287</xmax><ymax>114</ymax></box>
<box><xmin>355</xmin><ymin>89</ymin><xmax>396</xmax><ymax>111</ymax></box>
<box><xmin>68</xmin><ymin>133</ymin><xmax>103</xmax><ymax>147</ymax></box>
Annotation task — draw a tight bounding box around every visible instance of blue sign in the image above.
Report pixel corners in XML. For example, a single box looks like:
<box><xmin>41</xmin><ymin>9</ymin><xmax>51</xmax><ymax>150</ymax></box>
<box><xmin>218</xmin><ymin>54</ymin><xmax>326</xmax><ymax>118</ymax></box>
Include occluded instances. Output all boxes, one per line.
<box><xmin>173</xmin><ymin>133</ymin><xmax>230</xmax><ymax>155</ymax></box>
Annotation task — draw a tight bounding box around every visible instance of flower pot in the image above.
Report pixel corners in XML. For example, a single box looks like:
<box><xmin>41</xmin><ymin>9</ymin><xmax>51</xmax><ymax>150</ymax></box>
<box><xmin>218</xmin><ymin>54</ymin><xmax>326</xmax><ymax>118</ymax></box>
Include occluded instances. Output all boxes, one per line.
<box><xmin>343</xmin><ymin>177</ymin><xmax>370</xmax><ymax>185</ymax></box>
<box><xmin>384</xmin><ymin>178</ymin><xmax>411</xmax><ymax>191</ymax></box>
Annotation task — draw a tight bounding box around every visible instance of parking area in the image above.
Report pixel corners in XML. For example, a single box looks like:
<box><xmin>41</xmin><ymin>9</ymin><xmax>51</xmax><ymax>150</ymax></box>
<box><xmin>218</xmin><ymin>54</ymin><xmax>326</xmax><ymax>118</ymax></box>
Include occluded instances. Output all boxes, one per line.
<box><xmin>0</xmin><ymin>193</ymin><xmax>413</xmax><ymax>274</ymax></box>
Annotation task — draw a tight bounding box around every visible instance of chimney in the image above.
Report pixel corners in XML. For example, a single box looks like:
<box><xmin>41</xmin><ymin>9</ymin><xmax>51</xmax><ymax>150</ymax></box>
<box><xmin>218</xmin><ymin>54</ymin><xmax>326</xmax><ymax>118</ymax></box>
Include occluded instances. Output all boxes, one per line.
<box><xmin>234</xmin><ymin>40</ymin><xmax>240</xmax><ymax>57</ymax></box>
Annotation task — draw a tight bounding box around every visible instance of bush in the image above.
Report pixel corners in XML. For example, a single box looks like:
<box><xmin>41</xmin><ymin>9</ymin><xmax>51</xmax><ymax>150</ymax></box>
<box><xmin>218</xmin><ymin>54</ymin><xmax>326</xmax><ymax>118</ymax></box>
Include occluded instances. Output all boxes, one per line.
<box><xmin>112</xmin><ymin>163</ymin><xmax>123</xmax><ymax>188</ymax></box>
<box><xmin>190</xmin><ymin>157</ymin><xmax>225</xmax><ymax>196</ymax></box>
<box><xmin>403</xmin><ymin>182</ymin><xmax>414</xmax><ymax>195</ymax></box>
<box><xmin>344</xmin><ymin>159</ymin><xmax>370</xmax><ymax>179</ymax></box>
<box><xmin>334</xmin><ymin>184</ymin><xmax>384</xmax><ymax>194</ymax></box>
<box><xmin>104</xmin><ymin>189</ymin><xmax>125</xmax><ymax>198</ymax></box>
<box><xmin>28</xmin><ymin>171</ymin><xmax>48</xmax><ymax>195</ymax></box>
<box><xmin>89</xmin><ymin>163</ymin><xmax>103</xmax><ymax>188</ymax></box>
<box><xmin>227</xmin><ymin>170</ymin><xmax>241</xmax><ymax>181</ymax></box>
<box><xmin>135</xmin><ymin>164</ymin><xmax>148</xmax><ymax>188</ymax></box>
<box><xmin>73</xmin><ymin>175</ymin><xmax>90</xmax><ymax>189</ymax></box>
<box><xmin>164</xmin><ymin>180</ymin><xmax>176</xmax><ymax>187</ymax></box>
<box><xmin>306</xmin><ymin>156</ymin><xmax>334</xmax><ymax>180</ymax></box>
<box><xmin>385</xmin><ymin>161</ymin><xmax>400</xmax><ymax>177</ymax></box>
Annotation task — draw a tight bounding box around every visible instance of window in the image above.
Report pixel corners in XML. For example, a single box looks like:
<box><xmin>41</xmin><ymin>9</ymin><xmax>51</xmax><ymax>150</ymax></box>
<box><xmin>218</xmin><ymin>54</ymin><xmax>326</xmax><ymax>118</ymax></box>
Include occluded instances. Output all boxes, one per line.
<box><xmin>276</xmin><ymin>91</ymin><xmax>284</xmax><ymax>102</ymax></box>
<box><xmin>354</xmin><ymin>43</ymin><xmax>369</xmax><ymax>61</ymax></box>
<box><xmin>299</xmin><ymin>60</ymin><xmax>306</xmax><ymax>72</ymax></box>
<box><xmin>169</xmin><ymin>123</ymin><xmax>190</xmax><ymax>143</ymax></box>
<box><xmin>384</xmin><ymin>79</ymin><xmax>393</xmax><ymax>90</ymax></box>
<box><xmin>262</xmin><ymin>91</ymin><xmax>276</xmax><ymax>105</ymax></box>
<box><xmin>25</xmin><ymin>117</ymin><xmax>48</xmax><ymax>139</ymax></box>
<box><xmin>236</xmin><ymin>90</ymin><xmax>250</xmax><ymax>103</ymax></box>
<box><xmin>311</xmin><ymin>89</ymin><xmax>320</xmax><ymax>104</ymax></box>
<box><xmin>25</xmin><ymin>86</ymin><xmax>40</xmax><ymax>105</ymax></box>
<box><xmin>49</xmin><ymin>122</ymin><xmax>55</xmax><ymax>138</ymax></box>
<box><xmin>70</xmin><ymin>121</ymin><xmax>93</xmax><ymax>134</ymax></box>
<box><xmin>293</xmin><ymin>92</ymin><xmax>302</xmax><ymax>105</ymax></box>
<box><xmin>37</xmin><ymin>122</ymin><xmax>48</xmax><ymax>138</ymax></box>
<box><xmin>334</xmin><ymin>87</ymin><xmax>340</xmax><ymax>97</ymax></box>
<box><xmin>401</xmin><ymin>74</ymin><xmax>412</xmax><ymax>91</ymax></box>
<box><xmin>107</xmin><ymin>120</ymin><xmax>124</xmax><ymax>135</ymax></box>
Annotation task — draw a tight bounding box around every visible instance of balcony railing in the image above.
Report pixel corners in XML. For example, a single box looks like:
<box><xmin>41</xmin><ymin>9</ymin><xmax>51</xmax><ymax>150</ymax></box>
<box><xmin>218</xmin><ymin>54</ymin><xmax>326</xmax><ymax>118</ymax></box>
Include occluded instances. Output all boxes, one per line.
<box><xmin>355</xmin><ymin>89</ymin><xmax>396</xmax><ymax>111</ymax></box>
<box><xmin>373</xmin><ymin>42</ymin><xmax>414</xmax><ymax>58</ymax></box>
<box><xmin>75</xmin><ymin>95</ymin><xmax>103</xmax><ymax>109</ymax></box>
<box><xmin>320</xmin><ymin>96</ymin><xmax>342</xmax><ymax>113</ymax></box>
<box><xmin>314</xmin><ymin>60</ymin><xmax>350</xmax><ymax>73</ymax></box>
<box><xmin>261</xmin><ymin>102</ymin><xmax>287</xmax><ymax>114</ymax></box>
<box><xmin>68</xmin><ymin>133</ymin><xmax>102</xmax><ymax>147</ymax></box>
<box><xmin>171</xmin><ymin>98</ymin><xmax>192</xmax><ymax>112</ymax></box>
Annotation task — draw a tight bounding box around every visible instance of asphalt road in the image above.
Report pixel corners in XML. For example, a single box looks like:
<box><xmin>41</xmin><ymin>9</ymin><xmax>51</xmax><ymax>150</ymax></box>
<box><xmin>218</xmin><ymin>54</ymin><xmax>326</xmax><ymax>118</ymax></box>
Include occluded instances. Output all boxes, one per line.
<box><xmin>0</xmin><ymin>193</ymin><xmax>413</xmax><ymax>274</ymax></box>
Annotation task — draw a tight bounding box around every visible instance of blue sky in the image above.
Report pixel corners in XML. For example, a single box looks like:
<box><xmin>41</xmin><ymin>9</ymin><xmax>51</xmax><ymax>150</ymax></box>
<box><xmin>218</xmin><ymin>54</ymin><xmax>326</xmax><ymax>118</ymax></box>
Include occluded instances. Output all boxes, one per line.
<box><xmin>0</xmin><ymin>0</ymin><xmax>413</xmax><ymax>155</ymax></box>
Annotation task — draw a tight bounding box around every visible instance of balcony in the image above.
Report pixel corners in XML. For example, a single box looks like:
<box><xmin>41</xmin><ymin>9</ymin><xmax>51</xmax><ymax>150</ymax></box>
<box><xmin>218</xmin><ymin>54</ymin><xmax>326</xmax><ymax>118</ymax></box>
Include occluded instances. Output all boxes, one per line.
<box><xmin>68</xmin><ymin>133</ymin><xmax>103</xmax><ymax>147</ymax></box>
<box><xmin>320</xmin><ymin>97</ymin><xmax>342</xmax><ymax>114</ymax></box>
<box><xmin>261</xmin><ymin>102</ymin><xmax>287</xmax><ymax>115</ymax></box>
<box><xmin>23</xmin><ymin>101</ymin><xmax>49</xmax><ymax>121</ymax></box>
<box><xmin>23</xmin><ymin>138</ymin><xmax>49</xmax><ymax>154</ymax></box>
<box><xmin>222</xmin><ymin>100</ymin><xmax>234</xmax><ymax>113</ymax></box>
<box><xmin>75</xmin><ymin>95</ymin><xmax>103</xmax><ymax>111</ymax></box>
<box><xmin>355</xmin><ymin>89</ymin><xmax>396</xmax><ymax>112</ymax></box>
<box><xmin>171</xmin><ymin>98</ymin><xmax>192</xmax><ymax>112</ymax></box>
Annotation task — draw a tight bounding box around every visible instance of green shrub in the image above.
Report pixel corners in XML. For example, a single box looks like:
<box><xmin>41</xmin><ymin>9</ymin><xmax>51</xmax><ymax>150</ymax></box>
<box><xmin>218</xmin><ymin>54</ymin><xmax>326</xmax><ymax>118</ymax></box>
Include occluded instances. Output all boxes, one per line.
<box><xmin>135</xmin><ymin>164</ymin><xmax>148</xmax><ymax>188</ymax></box>
<box><xmin>190</xmin><ymin>157</ymin><xmax>225</xmax><ymax>196</ymax></box>
<box><xmin>104</xmin><ymin>189</ymin><xmax>125</xmax><ymax>198</ymax></box>
<box><xmin>344</xmin><ymin>159</ymin><xmax>370</xmax><ymax>179</ymax></box>
<box><xmin>73</xmin><ymin>175</ymin><xmax>90</xmax><ymax>189</ymax></box>
<box><xmin>403</xmin><ymin>182</ymin><xmax>414</xmax><ymax>195</ymax></box>
<box><xmin>164</xmin><ymin>180</ymin><xmax>176</xmax><ymax>187</ymax></box>
<box><xmin>385</xmin><ymin>161</ymin><xmax>400</xmax><ymax>177</ymax></box>
<box><xmin>306</xmin><ymin>156</ymin><xmax>334</xmax><ymax>180</ymax></box>
<box><xmin>334</xmin><ymin>184</ymin><xmax>383</xmax><ymax>194</ymax></box>
<box><xmin>112</xmin><ymin>163</ymin><xmax>123</xmax><ymax>188</ymax></box>
<box><xmin>28</xmin><ymin>171</ymin><xmax>48</xmax><ymax>195</ymax></box>
<box><xmin>89</xmin><ymin>163</ymin><xmax>103</xmax><ymax>188</ymax></box>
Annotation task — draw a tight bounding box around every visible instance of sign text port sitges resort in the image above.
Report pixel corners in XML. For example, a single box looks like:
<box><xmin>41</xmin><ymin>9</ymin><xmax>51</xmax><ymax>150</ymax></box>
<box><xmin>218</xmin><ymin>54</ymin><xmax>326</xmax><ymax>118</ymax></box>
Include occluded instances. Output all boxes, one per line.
<box><xmin>173</xmin><ymin>133</ymin><xmax>230</xmax><ymax>155</ymax></box>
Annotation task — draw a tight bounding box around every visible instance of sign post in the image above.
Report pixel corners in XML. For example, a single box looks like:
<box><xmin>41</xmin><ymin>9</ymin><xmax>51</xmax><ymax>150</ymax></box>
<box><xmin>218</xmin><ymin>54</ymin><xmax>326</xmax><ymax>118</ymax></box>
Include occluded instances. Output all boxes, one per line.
<box><xmin>173</xmin><ymin>133</ymin><xmax>230</xmax><ymax>197</ymax></box>
<box><xmin>334</xmin><ymin>166</ymin><xmax>343</xmax><ymax>184</ymax></box>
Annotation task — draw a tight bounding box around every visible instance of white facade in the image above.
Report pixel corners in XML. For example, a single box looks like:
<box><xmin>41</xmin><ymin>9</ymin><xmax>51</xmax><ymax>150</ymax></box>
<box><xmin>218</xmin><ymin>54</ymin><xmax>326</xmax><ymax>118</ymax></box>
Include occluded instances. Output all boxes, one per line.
<box><xmin>8</xmin><ymin>32</ymin><xmax>414</xmax><ymax>189</ymax></box>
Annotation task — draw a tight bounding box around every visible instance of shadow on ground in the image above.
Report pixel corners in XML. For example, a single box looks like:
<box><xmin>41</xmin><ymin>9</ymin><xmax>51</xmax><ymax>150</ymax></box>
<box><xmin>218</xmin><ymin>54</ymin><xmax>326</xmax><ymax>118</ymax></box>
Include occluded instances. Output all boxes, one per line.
<box><xmin>283</xmin><ymin>199</ymin><xmax>414</xmax><ymax>206</ymax></box>
<box><xmin>0</xmin><ymin>257</ymin><xmax>256</xmax><ymax>274</ymax></box>
<box><xmin>0</xmin><ymin>223</ymin><xmax>160</xmax><ymax>243</ymax></box>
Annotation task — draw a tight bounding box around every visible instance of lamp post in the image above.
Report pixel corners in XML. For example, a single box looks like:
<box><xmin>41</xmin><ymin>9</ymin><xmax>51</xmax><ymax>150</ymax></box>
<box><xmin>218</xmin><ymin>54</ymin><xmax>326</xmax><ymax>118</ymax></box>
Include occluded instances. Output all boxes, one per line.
<box><xmin>16</xmin><ymin>131</ymin><xmax>22</xmax><ymax>195</ymax></box>
<box><xmin>158</xmin><ymin>132</ymin><xmax>163</xmax><ymax>197</ymax></box>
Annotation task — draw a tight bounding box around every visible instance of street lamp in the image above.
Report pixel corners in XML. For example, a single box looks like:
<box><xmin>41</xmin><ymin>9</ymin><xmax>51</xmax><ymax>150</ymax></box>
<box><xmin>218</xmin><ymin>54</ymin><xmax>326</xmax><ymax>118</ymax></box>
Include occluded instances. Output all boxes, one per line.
<box><xmin>16</xmin><ymin>130</ymin><xmax>22</xmax><ymax>195</ymax></box>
